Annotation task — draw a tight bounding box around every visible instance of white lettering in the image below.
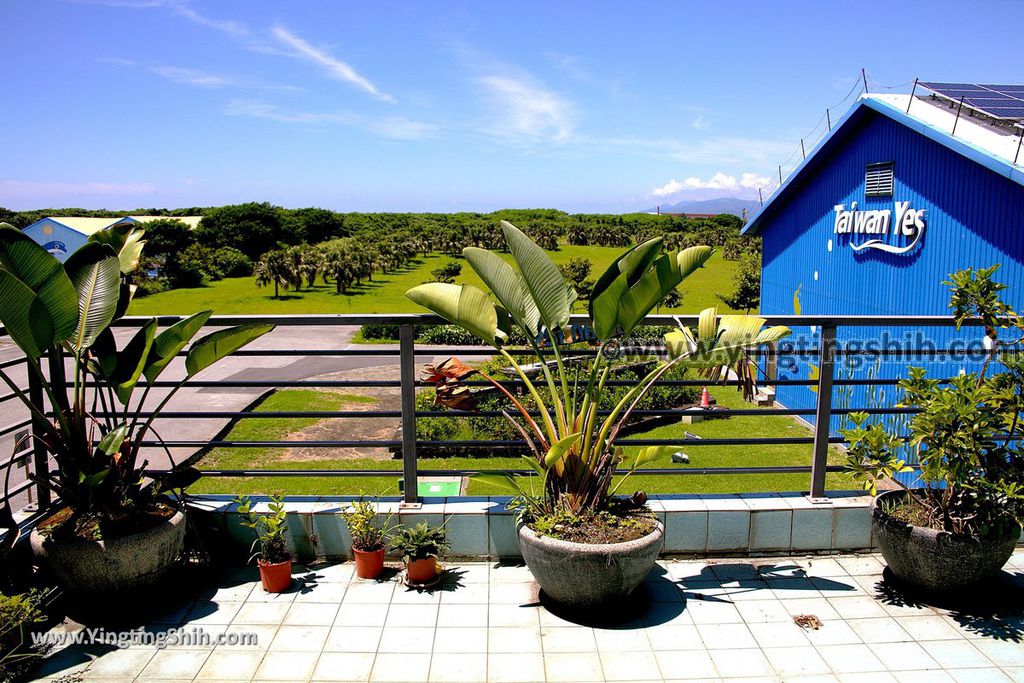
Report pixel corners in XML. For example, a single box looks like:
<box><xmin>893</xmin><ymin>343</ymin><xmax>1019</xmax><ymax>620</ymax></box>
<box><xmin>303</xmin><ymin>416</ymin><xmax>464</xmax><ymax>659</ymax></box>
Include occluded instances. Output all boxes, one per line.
<box><xmin>834</xmin><ymin>200</ymin><xmax>926</xmax><ymax>255</ymax></box>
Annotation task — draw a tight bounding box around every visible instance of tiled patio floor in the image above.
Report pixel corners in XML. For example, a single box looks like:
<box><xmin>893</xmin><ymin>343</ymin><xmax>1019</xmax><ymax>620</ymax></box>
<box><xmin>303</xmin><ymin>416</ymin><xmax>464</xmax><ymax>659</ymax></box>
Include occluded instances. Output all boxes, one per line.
<box><xmin>29</xmin><ymin>551</ymin><xmax>1024</xmax><ymax>683</ymax></box>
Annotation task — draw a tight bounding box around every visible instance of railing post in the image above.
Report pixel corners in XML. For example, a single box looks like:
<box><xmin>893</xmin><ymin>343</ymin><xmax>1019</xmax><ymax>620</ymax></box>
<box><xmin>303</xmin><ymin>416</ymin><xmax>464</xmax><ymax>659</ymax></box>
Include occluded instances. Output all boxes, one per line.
<box><xmin>399</xmin><ymin>323</ymin><xmax>420</xmax><ymax>506</ymax></box>
<box><xmin>808</xmin><ymin>324</ymin><xmax>836</xmax><ymax>502</ymax></box>
<box><xmin>26</xmin><ymin>359</ymin><xmax>51</xmax><ymax>509</ymax></box>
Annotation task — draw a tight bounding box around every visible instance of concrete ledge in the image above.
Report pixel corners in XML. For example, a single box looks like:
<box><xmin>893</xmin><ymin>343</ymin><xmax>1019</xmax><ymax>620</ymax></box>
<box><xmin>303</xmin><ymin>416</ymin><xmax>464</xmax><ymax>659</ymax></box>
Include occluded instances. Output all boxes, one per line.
<box><xmin>188</xmin><ymin>491</ymin><xmax>880</xmax><ymax>562</ymax></box>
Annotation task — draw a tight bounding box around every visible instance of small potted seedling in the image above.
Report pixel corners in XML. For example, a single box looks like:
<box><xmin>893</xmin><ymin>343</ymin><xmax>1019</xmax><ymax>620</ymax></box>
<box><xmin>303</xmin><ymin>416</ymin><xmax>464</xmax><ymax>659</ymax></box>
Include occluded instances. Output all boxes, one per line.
<box><xmin>235</xmin><ymin>495</ymin><xmax>292</xmax><ymax>593</ymax></box>
<box><xmin>390</xmin><ymin>521</ymin><xmax>449</xmax><ymax>585</ymax></box>
<box><xmin>342</xmin><ymin>498</ymin><xmax>396</xmax><ymax>579</ymax></box>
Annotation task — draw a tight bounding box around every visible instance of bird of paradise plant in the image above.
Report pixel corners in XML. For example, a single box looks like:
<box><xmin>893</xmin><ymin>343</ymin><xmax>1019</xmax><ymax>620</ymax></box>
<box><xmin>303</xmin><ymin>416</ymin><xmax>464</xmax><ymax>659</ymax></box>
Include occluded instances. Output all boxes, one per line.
<box><xmin>406</xmin><ymin>221</ymin><xmax>790</xmax><ymax>522</ymax></box>
<box><xmin>0</xmin><ymin>223</ymin><xmax>274</xmax><ymax>543</ymax></box>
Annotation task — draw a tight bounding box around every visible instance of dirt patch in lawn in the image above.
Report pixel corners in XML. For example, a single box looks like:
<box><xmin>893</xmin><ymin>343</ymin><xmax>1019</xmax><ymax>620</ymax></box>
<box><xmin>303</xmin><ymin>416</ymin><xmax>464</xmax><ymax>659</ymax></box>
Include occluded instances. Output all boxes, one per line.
<box><xmin>280</xmin><ymin>365</ymin><xmax>402</xmax><ymax>461</ymax></box>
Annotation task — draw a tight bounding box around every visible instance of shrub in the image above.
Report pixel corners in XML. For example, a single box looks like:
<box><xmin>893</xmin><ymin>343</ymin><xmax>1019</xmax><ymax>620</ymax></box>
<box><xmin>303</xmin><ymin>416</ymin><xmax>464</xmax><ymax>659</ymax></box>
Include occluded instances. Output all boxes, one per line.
<box><xmin>0</xmin><ymin>589</ymin><xmax>46</xmax><ymax>681</ymax></box>
<box><xmin>213</xmin><ymin>247</ymin><xmax>253</xmax><ymax>278</ymax></box>
<box><xmin>135</xmin><ymin>278</ymin><xmax>167</xmax><ymax>298</ymax></box>
<box><xmin>358</xmin><ymin>323</ymin><xmax>401</xmax><ymax>341</ymax></box>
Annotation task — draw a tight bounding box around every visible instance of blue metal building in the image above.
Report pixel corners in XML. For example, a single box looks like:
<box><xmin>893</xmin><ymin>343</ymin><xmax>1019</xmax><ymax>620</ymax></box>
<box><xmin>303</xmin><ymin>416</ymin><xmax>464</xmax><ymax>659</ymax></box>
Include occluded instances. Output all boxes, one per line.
<box><xmin>742</xmin><ymin>92</ymin><xmax>1024</xmax><ymax>439</ymax></box>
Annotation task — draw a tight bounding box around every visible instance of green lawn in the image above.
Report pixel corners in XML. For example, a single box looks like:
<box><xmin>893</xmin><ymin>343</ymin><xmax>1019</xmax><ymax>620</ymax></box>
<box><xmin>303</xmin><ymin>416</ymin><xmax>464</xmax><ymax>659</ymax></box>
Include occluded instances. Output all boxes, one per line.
<box><xmin>130</xmin><ymin>247</ymin><xmax>740</xmax><ymax>316</ymax></box>
<box><xmin>188</xmin><ymin>387</ymin><xmax>854</xmax><ymax>498</ymax></box>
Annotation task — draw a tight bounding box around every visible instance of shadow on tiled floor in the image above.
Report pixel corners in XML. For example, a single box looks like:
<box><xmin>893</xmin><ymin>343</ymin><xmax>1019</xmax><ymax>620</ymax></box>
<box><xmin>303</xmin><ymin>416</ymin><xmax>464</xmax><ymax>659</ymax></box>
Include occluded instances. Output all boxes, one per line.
<box><xmin>24</xmin><ymin>551</ymin><xmax>1024</xmax><ymax>682</ymax></box>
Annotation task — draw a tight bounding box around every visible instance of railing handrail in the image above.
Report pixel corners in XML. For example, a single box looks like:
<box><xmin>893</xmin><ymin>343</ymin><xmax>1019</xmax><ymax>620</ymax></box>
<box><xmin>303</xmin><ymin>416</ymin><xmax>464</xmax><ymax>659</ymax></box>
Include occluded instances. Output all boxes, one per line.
<box><xmin>0</xmin><ymin>310</ymin><xmax>1004</xmax><ymax>512</ymax></box>
<box><xmin>105</xmin><ymin>312</ymin><xmax>999</xmax><ymax>327</ymax></box>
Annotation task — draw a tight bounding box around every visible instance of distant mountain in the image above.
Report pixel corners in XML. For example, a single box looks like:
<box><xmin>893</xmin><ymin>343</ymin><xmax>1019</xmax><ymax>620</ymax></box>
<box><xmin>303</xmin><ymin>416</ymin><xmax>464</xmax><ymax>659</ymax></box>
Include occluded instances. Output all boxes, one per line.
<box><xmin>644</xmin><ymin>197</ymin><xmax>760</xmax><ymax>218</ymax></box>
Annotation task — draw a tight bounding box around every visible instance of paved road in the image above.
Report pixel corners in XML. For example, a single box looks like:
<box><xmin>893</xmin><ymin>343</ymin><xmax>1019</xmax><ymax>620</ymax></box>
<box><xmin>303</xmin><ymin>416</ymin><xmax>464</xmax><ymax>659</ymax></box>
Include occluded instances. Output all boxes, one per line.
<box><xmin>1</xmin><ymin>325</ymin><xmax>476</xmax><ymax>513</ymax></box>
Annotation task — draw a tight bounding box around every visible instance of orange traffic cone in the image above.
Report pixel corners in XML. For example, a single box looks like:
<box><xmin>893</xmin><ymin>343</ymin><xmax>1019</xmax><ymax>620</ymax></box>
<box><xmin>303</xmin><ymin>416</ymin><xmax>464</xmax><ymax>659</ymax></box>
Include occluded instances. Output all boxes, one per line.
<box><xmin>700</xmin><ymin>387</ymin><xmax>711</xmax><ymax>409</ymax></box>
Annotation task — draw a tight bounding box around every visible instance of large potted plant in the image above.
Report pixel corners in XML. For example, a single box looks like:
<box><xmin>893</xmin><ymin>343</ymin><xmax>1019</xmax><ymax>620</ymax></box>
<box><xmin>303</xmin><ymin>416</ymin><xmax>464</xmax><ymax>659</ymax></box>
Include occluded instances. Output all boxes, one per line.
<box><xmin>0</xmin><ymin>223</ymin><xmax>273</xmax><ymax>598</ymax></box>
<box><xmin>406</xmin><ymin>221</ymin><xmax>789</xmax><ymax>607</ymax></box>
<box><xmin>842</xmin><ymin>265</ymin><xmax>1024</xmax><ymax>592</ymax></box>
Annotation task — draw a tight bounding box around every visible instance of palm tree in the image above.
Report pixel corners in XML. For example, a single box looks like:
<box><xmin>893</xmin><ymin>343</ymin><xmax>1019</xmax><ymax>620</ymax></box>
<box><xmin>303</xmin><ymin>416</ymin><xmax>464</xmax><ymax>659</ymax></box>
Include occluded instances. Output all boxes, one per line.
<box><xmin>255</xmin><ymin>250</ymin><xmax>289</xmax><ymax>298</ymax></box>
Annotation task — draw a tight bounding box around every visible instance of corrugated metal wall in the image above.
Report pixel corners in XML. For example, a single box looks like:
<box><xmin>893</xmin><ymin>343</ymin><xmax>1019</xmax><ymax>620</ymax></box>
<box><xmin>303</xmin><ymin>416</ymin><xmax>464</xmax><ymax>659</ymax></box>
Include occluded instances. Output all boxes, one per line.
<box><xmin>759</xmin><ymin>110</ymin><xmax>1024</xmax><ymax>454</ymax></box>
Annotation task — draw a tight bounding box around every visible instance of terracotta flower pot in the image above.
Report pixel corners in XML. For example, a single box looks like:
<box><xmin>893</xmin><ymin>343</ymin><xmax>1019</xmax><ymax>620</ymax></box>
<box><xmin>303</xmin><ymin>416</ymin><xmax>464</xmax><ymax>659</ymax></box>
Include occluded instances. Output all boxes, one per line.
<box><xmin>353</xmin><ymin>547</ymin><xmax>385</xmax><ymax>579</ymax></box>
<box><xmin>258</xmin><ymin>558</ymin><xmax>292</xmax><ymax>593</ymax></box>
<box><xmin>406</xmin><ymin>557</ymin><xmax>438</xmax><ymax>583</ymax></box>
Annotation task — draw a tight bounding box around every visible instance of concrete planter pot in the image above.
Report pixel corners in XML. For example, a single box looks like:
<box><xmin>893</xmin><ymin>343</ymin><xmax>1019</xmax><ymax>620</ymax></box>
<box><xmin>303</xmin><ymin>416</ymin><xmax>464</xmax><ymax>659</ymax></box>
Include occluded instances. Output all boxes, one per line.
<box><xmin>31</xmin><ymin>509</ymin><xmax>187</xmax><ymax>597</ymax></box>
<box><xmin>517</xmin><ymin>519</ymin><xmax>664</xmax><ymax>608</ymax></box>
<box><xmin>872</xmin><ymin>489</ymin><xmax>1020</xmax><ymax>592</ymax></box>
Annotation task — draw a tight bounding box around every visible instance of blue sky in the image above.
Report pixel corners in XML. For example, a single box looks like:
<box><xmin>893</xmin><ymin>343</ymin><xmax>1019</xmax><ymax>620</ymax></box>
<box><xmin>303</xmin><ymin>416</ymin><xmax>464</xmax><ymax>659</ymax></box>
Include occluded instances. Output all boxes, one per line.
<box><xmin>2</xmin><ymin>1</ymin><xmax>1019</xmax><ymax>213</ymax></box>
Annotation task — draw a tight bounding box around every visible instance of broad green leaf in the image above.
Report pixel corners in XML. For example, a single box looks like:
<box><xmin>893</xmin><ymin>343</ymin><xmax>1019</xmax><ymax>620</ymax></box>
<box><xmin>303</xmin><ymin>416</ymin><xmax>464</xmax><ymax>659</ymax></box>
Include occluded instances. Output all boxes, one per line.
<box><xmin>463</xmin><ymin>247</ymin><xmax>540</xmax><ymax>335</ymax></box>
<box><xmin>698</xmin><ymin>307</ymin><xmax>718</xmax><ymax>344</ymax></box>
<box><xmin>88</xmin><ymin>223</ymin><xmax>146</xmax><ymax>274</ymax></box>
<box><xmin>0</xmin><ymin>271</ymin><xmax>55</xmax><ymax>359</ymax></box>
<box><xmin>81</xmin><ymin>468</ymin><xmax>110</xmax><ymax>488</ymax></box>
<box><xmin>144</xmin><ymin>310</ymin><xmax>213</xmax><ymax>382</ymax></box>
<box><xmin>64</xmin><ymin>242</ymin><xmax>122</xmax><ymax>352</ymax></box>
<box><xmin>664</xmin><ymin>328</ymin><xmax>695</xmax><ymax>359</ymax></box>
<box><xmin>590</xmin><ymin>238</ymin><xmax>665</xmax><ymax>338</ymax></box>
<box><xmin>754</xmin><ymin>325</ymin><xmax>792</xmax><ymax>345</ymax></box>
<box><xmin>406</xmin><ymin>282</ymin><xmax>501</xmax><ymax>346</ymax></box>
<box><xmin>592</xmin><ymin>237</ymin><xmax>664</xmax><ymax>302</ymax></box>
<box><xmin>89</xmin><ymin>328</ymin><xmax>117</xmax><ymax>376</ymax></box>
<box><xmin>110</xmin><ymin>318</ymin><xmax>157</xmax><ymax>404</ymax></box>
<box><xmin>615</xmin><ymin>252</ymin><xmax>684</xmax><ymax>336</ymax></box>
<box><xmin>97</xmin><ymin>423</ymin><xmax>128</xmax><ymax>455</ymax></box>
<box><xmin>677</xmin><ymin>246</ymin><xmax>714</xmax><ymax>280</ymax></box>
<box><xmin>590</xmin><ymin>272</ymin><xmax>629</xmax><ymax>339</ymax></box>
<box><xmin>590</xmin><ymin>241</ymin><xmax>714</xmax><ymax>339</ymax></box>
<box><xmin>112</xmin><ymin>282</ymin><xmax>136</xmax><ymax>321</ymax></box>
<box><xmin>470</xmin><ymin>473</ymin><xmax>528</xmax><ymax>495</ymax></box>
<box><xmin>0</xmin><ymin>224</ymin><xmax>79</xmax><ymax>347</ymax></box>
<box><xmin>543</xmin><ymin>432</ymin><xmax>582</xmax><ymax>469</ymax></box>
<box><xmin>716</xmin><ymin>315</ymin><xmax>770</xmax><ymax>361</ymax></box>
<box><xmin>500</xmin><ymin>221</ymin><xmax>572</xmax><ymax>331</ymax></box>
<box><xmin>632</xmin><ymin>445</ymin><xmax>674</xmax><ymax>470</ymax></box>
<box><xmin>519</xmin><ymin>455</ymin><xmax>546</xmax><ymax>477</ymax></box>
<box><xmin>185</xmin><ymin>323</ymin><xmax>275</xmax><ymax>377</ymax></box>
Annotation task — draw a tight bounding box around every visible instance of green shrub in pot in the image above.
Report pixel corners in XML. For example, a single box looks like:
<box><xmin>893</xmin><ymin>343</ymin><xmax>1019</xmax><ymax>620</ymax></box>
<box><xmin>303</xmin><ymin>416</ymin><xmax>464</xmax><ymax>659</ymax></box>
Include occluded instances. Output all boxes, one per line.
<box><xmin>405</xmin><ymin>221</ymin><xmax>789</xmax><ymax>606</ymax></box>
<box><xmin>841</xmin><ymin>265</ymin><xmax>1024</xmax><ymax>590</ymax></box>
<box><xmin>390</xmin><ymin>521</ymin><xmax>449</xmax><ymax>584</ymax></box>
<box><xmin>236</xmin><ymin>495</ymin><xmax>292</xmax><ymax>592</ymax></box>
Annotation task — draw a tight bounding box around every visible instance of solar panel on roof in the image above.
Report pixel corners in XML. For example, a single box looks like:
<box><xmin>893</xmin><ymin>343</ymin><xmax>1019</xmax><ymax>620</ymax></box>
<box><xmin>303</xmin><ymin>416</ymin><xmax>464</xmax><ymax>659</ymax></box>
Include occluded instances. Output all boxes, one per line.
<box><xmin>919</xmin><ymin>81</ymin><xmax>1024</xmax><ymax>121</ymax></box>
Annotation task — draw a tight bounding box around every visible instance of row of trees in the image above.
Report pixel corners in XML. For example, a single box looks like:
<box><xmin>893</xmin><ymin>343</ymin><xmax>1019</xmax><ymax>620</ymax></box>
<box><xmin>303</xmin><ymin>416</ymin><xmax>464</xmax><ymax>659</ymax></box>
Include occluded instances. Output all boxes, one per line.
<box><xmin>2</xmin><ymin>202</ymin><xmax>762</xmax><ymax>298</ymax></box>
<box><xmin>254</xmin><ymin>231</ymin><xmax>422</xmax><ymax>298</ymax></box>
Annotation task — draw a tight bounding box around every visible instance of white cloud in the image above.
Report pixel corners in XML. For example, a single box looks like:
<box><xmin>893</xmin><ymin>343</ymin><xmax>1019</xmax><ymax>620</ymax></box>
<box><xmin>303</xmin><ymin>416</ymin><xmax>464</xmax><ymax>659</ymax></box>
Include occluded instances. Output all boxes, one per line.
<box><xmin>170</xmin><ymin>2</ymin><xmax>249</xmax><ymax>37</ymax></box>
<box><xmin>270</xmin><ymin>26</ymin><xmax>394</xmax><ymax>103</ymax></box>
<box><xmin>740</xmin><ymin>172</ymin><xmax>771</xmax><ymax>188</ymax></box>
<box><xmin>651</xmin><ymin>171</ymin><xmax>772</xmax><ymax>198</ymax></box>
<box><xmin>692</xmin><ymin>114</ymin><xmax>709</xmax><ymax>131</ymax></box>
<box><xmin>149</xmin><ymin>65</ymin><xmax>301</xmax><ymax>91</ymax></box>
<box><xmin>223</xmin><ymin>100</ymin><xmax>436</xmax><ymax>140</ymax></box>
<box><xmin>476</xmin><ymin>74</ymin><xmax>575</xmax><ymax>144</ymax></box>
<box><xmin>151</xmin><ymin>66</ymin><xmax>230</xmax><ymax>88</ymax></box>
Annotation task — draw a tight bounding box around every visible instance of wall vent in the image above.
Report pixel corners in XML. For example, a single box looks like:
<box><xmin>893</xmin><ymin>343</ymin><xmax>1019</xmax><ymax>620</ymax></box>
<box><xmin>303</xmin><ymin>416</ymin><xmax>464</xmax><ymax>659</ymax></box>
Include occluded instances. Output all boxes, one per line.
<box><xmin>865</xmin><ymin>162</ymin><xmax>894</xmax><ymax>197</ymax></box>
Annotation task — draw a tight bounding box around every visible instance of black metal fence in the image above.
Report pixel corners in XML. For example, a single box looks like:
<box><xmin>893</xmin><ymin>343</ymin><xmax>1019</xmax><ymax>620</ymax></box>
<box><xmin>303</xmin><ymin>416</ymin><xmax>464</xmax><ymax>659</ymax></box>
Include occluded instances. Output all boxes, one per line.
<box><xmin>0</xmin><ymin>312</ymin><xmax>994</xmax><ymax>513</ymax></box>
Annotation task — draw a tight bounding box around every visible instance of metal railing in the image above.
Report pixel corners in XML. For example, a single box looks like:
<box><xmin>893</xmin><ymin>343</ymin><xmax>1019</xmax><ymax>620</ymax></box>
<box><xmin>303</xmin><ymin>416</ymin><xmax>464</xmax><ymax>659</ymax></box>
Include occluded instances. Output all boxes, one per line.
<box><xmin>0</xmin><ymin>312</ymin><xmax>996</xmax><ymax>513</ymax></box>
